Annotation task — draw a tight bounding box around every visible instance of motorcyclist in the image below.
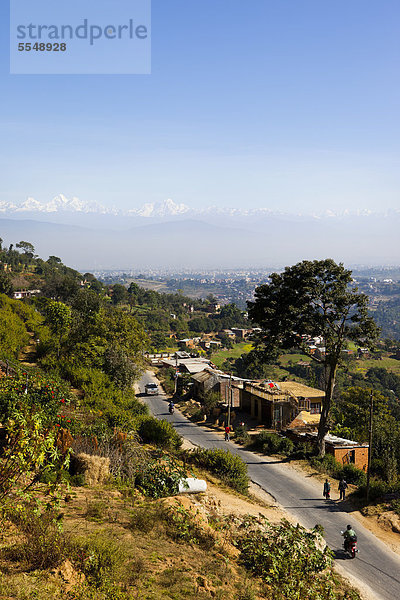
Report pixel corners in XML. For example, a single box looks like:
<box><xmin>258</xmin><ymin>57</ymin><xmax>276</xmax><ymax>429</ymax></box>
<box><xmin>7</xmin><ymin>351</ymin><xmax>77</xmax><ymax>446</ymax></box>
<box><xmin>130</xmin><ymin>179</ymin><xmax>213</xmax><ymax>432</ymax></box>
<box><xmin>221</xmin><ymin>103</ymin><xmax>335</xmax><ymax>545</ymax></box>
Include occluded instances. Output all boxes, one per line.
<box><xmin>168</xmin><ymin>400</ymin><xmax>174</xmax><ymax>413</ymax></box>
<box><xmin>342</xmin><ymin>524</ymin><xmax>357</xmax><ymax>551</ymax></box>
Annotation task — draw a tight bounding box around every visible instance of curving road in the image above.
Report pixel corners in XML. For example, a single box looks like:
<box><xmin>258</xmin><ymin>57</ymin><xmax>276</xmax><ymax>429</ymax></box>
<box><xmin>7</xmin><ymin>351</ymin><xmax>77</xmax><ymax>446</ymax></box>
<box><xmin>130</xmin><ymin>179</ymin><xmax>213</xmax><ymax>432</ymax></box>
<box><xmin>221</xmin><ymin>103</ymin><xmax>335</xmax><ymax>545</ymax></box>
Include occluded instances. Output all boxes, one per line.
<box><xmin>139</xmin><ymin>372</ymin><xmax>400</xmax><ymax>600</ymax></box>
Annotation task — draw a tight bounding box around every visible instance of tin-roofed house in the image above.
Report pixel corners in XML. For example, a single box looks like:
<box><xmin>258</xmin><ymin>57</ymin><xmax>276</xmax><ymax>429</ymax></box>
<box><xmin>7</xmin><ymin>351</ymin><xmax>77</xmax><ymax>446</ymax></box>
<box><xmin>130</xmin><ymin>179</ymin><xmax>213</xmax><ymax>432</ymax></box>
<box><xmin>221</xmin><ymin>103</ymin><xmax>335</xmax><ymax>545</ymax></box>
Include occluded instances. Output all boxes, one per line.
<box><xmin>287</xmin><ymin>431</ymin><xmax>369</xmax><ymax>471</ymax></box>
<box><xmin>191</xmin><ymin>369</ymin><xmax>245</xmax><ymax>408</ymax></box>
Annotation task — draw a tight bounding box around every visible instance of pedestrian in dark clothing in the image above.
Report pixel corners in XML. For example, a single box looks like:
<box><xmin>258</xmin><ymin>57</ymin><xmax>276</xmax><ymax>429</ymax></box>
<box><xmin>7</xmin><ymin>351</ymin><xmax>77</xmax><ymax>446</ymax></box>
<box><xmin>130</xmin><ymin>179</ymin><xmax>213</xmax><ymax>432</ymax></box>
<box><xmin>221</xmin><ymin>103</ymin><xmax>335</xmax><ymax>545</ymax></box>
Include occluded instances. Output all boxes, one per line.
<box><xmin>323</xmin><ymin>479</ymin><xmax>331</xmax><ymax>500</ymax></box>
<box><xmin>338</xmin><ymin>479</ymin><xmax>348</xmax><ymax>500</ymax></box>
<box><xmin>224</xmin><ymin>425</ymin><xmax>230</xmax><ymax>442</ymax></box>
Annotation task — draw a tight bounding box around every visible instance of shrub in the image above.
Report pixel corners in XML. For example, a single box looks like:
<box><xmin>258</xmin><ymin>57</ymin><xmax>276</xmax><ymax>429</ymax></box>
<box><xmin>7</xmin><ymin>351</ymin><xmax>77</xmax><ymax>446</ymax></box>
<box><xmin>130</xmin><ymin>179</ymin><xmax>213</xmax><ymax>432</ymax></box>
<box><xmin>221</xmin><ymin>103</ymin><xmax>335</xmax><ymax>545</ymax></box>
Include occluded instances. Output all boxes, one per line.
<box><xmin>339</xmin><ymin>464</ymin><xmax>367</xmax><ymax>487</ymax></box>
<box><xmin>103</xmin><ymin>347</ymin><xmax>139</xmax><ymax>391</ymax></box>
<box><xmin>85</xmin><ymin>501</ymin><xmax>105</xmax><ymax>522</ymax></box>
<box><xmin>234</xmin><ymin>424</ymin><xmax>251</xmax><ymax>446</ymax></box>
<box><xmin>391</xmin><ymin>498</ymin><xmax>400</xmax><ymax>516</ymax></box>
<box><xmin>162</xmin><ymin>503</ymin><xmax>215</xmax><ymax>550</ymax></box>
<box><xmin>237</xmin><ymin>519</ymin><xmax>334</xmax><ymax>599</ymax></box>
<box><xmin>185</xmin><ymin>448</ymin><xmax>248</xmax><ymax>494</ymax></box>
<box><xmin>288</xmin><ymin>441</ymin><xmax>315</xmax><ymax>460</ymax></box>
<box><xmin>159</xmin><ymin>368</ymin><xmax>176</xmax><ymax>395</ymax></box>
<box><xmin>202</xmin><ymin>391</ymin><xmax>220</xmax><ymax>416</ymax></box>
<box><xmin>135</xmin><ymin>415</ymin><xmax>182</xmax><ymax>450</ymax></box>
<box><xmin>249</xmin><ymin>430</ymin><xmax>272</xmax><ymax>451</ymax></box>
<box><xmin>6</xmin><ymin>506</ymin><xmax>67</xmax><ymax>570</ymax></box>
<box><xmin>251</xmin><ymin>431</ymin><xmax>294</xmax><ymax>456</ymax></box>
<box><xmin>40</xmin><ymin>468</ymin><xmax>85</xmax><ymax>487</ymax></box>
<box><xmin>355</xmin><ymin>479</ymin><xmax>399</xmax><ymax>501</ymax></box>
<box><xmin>135</xmin><ymin>456</ymin><xmax>187</xmax><ymax>498</ymax></box>
<box><xmin>130</xmin><ymin>504</ymin><xmax>160</xmax><ymax>533</ymax></box>
<box><xmin>70</xmin><ymin>534</ymin><xmax>122</xmax><ymax>586</ymax></box>
<box><xmin>310</xmin><ymin>454</ymin><xmax>341</xmax><ymax>478</ymax></box>
<box><xmin>191</xmin><ymin>408</ymin><xmax>205</xmax><ymax>422</ymax></box>
<box><xmin>72</xmin><ymin>431</ymin><xmax>148</xmax><ymax>487</ymax></box>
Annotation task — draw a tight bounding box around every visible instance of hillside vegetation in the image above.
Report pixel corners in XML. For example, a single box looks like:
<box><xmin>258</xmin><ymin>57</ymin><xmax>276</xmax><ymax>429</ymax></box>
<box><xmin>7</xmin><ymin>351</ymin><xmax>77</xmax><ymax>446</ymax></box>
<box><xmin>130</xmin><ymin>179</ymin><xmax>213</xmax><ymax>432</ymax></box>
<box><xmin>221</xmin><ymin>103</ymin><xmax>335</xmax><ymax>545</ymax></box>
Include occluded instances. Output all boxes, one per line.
<box><xmin>0</xmin><ymin>242</ymin><xmax>393</xmax><ymax>598</ymax></box>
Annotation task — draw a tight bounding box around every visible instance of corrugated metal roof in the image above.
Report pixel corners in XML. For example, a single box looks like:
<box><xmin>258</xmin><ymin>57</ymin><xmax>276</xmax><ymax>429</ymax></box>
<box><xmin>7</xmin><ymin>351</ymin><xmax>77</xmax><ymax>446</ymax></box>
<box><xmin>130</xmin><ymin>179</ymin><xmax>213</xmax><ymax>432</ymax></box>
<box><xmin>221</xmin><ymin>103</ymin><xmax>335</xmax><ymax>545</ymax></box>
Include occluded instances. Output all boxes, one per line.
<box><xmin>192</xmin><ymin>371</ymin><xmax>213</xmax><ymax>382</ymax></box>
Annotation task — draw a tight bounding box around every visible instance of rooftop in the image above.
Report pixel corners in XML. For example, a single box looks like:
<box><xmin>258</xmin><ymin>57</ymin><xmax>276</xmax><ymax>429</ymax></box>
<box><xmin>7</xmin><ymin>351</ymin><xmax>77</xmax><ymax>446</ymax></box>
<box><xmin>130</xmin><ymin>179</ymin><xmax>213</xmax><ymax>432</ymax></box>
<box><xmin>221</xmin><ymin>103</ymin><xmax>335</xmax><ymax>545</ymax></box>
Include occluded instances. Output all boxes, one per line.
<box><xmin>248</xmin><ymin>380</ymin><xmax>325</xmax><ymax>399</ymax></box>
<box><xmin>306</xmin><ymin>431</ymin><xmax>368</xmax><ymax>448</ymax></box>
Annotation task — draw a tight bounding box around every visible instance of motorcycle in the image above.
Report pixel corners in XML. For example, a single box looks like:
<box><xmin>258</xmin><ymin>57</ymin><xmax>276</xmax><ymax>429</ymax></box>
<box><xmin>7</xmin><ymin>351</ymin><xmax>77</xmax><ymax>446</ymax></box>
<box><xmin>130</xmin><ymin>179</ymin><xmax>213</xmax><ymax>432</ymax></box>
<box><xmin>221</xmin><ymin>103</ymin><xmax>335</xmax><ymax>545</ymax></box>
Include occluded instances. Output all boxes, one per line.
<box><xmin>341</xmin><ymin>532</ymin><xmax>358</xmax><ymax>558</ymax></box>
<box><xmin>168</xmin><ymin>404</ymin><xmax>174</xmax><ymax>414</ymax></box>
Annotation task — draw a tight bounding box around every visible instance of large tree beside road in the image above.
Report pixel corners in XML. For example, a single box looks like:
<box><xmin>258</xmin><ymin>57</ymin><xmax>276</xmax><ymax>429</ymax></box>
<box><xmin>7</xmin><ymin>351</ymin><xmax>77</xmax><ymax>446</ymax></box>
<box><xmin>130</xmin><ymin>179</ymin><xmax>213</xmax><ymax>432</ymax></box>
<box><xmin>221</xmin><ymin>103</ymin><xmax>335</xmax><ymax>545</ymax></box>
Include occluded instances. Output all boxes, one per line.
<box><xmin>248</xmin><ymin>259</ymin><xmax>379</xmax><ymax>455</ymax></box>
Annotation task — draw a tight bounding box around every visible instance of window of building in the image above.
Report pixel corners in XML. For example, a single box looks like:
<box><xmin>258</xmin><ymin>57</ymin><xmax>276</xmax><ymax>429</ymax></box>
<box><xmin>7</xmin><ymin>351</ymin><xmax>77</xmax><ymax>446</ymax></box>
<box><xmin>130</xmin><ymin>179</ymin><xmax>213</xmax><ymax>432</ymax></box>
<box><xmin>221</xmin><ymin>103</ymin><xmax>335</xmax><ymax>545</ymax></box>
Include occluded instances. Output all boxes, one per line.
<box><xmin>298</xmin><ymin>397</ymin><xmax>310</xmax><ymax>410</ymax></box>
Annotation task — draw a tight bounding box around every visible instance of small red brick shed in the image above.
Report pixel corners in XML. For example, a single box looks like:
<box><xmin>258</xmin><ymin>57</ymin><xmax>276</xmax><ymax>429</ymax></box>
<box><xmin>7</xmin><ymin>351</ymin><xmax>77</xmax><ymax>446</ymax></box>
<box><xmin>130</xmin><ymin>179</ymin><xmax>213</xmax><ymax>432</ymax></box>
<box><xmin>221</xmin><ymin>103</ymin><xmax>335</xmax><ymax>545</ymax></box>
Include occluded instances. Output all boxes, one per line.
<box><xmin>289</xmin><ymin>431</ymin><xmax>369</xmax><ymax>471</ymax></box>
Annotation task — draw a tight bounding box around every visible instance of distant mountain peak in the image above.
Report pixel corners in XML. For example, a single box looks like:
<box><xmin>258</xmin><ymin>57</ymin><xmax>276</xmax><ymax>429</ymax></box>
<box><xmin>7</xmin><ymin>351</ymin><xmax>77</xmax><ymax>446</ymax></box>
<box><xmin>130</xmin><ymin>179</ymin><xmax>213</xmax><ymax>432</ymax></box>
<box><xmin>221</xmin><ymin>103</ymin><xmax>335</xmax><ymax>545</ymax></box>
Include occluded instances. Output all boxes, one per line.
<box><xmin>129</xmin><ymin>198</ymin><xmax>190</xmax><ymax>218</ymax></box>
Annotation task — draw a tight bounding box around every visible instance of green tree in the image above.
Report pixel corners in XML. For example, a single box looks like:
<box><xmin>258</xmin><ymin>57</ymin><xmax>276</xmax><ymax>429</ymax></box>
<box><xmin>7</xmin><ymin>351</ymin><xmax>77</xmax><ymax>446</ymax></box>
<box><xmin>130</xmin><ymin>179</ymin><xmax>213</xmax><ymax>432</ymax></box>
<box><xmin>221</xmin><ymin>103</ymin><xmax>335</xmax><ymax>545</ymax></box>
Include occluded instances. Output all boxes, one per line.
<box><xmin>0</xmin><ymin>406</ymin><xmax>68</xmax><ymax>510</ymax></box>
<box><xmin>45</xmin><ymin>300</ymin><xmax>72</xmax><ymax>358</ymax></box>
<box><xmin>42</xmin><ymin>273</ymin><xmax>80</xmax><ymax>301</ymax></box>
<box><xmin>16</xmin><ymin>241</ymin><xmax>35</xmax><ymax>257</ymax></box>
<box><xmin>215</xmin><ymin>303</ymin><xmax>247</xmax><ymax>329</ymax></box>
<box><xmin>103</xmin><ymin>347</ymin><xmax>140</xmax><ymax>390</ymax></box>
<box><xmin>111</xmin><ymin>284</ymin><xmax>128</xmax><ymax>305</ymax></box>
<box><xmin>248</xmin><ymin>259</ymin><xmax>379</xmax><ymax>456</ymax></box>
<box><xmin>100</xmin><ymin>308</ymin><xmax>147</xmax><ymax>363</ymax></box>
<box><xmin>150</xmin><ymin>331</ymin><xmax>169</xmax><ymax>351</ymax></box>
<box><xmin>71</xmin><ymin>288</ymin><xmax>101</xmax><ymax>319</ymax></box>
<box><xmin>47</xmin><ymin>255</ymin><xmax>62</xmax><ymax>266</ymax></box>
<box><xmin>0</xmin><ymin>296</ymin><xmax>30</xmax><ymax>356</ymax></box>
<box><xmin>0</xmin><ymin>272</ymin><xmax>13</xmax><ymax>296</ymax></box>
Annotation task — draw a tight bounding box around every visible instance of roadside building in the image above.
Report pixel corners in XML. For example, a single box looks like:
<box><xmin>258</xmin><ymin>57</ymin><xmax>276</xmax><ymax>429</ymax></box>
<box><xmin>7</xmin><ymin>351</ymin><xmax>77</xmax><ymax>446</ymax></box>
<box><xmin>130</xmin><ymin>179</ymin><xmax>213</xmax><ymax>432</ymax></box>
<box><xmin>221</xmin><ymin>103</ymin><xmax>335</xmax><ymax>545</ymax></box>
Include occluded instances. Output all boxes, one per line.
<box><xmin>161</xmin><ymin>355</ymin><xmax>212</xmax><ymax>374</ymax></box>
<box><xmin>287</xmin><ymin>431</ymin><xmax>369</xmax><ymax>471</ymax></box>
<box><xmin>191</xmin><ymin>368</ymin><xmax>247</xmax><ymax>408</ymax></box>
<box><xmin>242</xmin><ymin>380</ymin><xmax>324</xmax><ymax>429</ymax></box>
<box><xmin>286</xmin><ymin>410</ymin><xmax>321</xmax><ymax>432</ymax></box>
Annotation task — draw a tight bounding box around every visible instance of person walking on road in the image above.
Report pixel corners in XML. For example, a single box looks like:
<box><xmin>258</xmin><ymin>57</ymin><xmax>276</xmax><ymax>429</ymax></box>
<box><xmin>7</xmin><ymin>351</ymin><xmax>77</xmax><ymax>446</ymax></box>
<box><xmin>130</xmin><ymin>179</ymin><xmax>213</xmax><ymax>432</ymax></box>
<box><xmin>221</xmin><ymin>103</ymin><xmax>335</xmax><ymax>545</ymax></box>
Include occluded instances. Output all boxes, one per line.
<box><xmin>338</xmin><ymin>478</ymin><xmax>348</xmax><ymax>500</ymax></box>
<box><xmin>224</xmin><ymin>425</ymin><xmax>231</xmax><ymax>442</ymax></box>
<box><xmin>323</xmin><ymin>479</ymin><xmax>331</xmax><ymax>500</ymax></box>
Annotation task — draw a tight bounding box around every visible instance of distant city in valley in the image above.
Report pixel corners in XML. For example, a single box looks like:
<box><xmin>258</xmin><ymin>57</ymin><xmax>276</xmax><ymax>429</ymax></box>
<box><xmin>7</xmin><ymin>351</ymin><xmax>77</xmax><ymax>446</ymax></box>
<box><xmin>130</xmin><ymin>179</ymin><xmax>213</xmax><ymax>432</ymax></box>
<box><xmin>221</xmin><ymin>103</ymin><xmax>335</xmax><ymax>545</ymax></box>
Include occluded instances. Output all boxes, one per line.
<box><xmin>96</xmin><ymin>267</ymin><xmax>400</xmax><ymax>340</ymax></box>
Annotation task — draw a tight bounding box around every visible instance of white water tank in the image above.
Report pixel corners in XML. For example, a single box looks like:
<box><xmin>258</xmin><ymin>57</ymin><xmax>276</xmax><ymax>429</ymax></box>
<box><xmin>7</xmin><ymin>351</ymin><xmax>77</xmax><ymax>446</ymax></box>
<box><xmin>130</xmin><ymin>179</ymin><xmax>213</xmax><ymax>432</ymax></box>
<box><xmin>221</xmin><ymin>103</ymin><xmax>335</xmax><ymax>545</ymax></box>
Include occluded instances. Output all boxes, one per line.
<box><xmin>178</xmin><ymin>477</ymin><xmax>207</xmax><ymax>493</ymax></box>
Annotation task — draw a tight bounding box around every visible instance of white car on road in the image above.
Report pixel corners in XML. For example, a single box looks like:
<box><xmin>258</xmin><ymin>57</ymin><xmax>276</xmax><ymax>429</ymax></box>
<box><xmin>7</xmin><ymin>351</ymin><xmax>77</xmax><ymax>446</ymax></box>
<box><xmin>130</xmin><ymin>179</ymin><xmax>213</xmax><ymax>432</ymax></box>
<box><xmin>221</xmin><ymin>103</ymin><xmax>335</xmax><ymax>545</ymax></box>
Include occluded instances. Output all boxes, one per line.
<box><xmin>145</xmin><ymin>382</ymin><xmax>159</xmax><ymax>395</ymax></box>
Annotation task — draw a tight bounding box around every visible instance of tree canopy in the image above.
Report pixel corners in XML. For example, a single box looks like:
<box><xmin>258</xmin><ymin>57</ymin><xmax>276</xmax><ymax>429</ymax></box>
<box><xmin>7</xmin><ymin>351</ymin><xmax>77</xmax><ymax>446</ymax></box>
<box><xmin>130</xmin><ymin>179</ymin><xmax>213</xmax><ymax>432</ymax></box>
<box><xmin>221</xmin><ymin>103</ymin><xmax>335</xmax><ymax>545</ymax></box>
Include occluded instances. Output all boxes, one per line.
<box><xmin>248</xmin><ymin>259</ymin><xmax>379</xmax><ymax>455</ymax></box>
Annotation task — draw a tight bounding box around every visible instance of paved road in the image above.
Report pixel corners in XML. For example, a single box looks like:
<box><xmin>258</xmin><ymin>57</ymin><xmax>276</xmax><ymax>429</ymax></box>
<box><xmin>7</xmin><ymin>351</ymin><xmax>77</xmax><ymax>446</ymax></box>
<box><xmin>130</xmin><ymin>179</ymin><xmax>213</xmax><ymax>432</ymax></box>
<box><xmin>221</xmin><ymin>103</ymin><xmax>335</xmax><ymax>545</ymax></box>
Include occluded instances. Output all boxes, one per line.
<box><xmin>139</xmin><ymin>372</ymin><xmax>400</xmax><ymax>600</ymax></box>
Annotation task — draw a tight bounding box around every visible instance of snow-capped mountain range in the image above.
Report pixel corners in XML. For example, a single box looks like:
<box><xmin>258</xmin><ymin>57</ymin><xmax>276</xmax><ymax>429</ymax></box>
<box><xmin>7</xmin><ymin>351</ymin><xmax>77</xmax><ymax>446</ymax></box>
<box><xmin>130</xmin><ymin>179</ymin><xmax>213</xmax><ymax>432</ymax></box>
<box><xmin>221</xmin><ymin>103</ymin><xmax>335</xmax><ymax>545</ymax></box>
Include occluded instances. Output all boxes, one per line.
<box><xmin>0</xmin><ymin>194</ymin><xmax>395</xmax><ymax>220</ymax></box>
<box><xmin>0</xmin><ymin>195</ymin><xmax>399</xmax><ymax>269</ymax></box>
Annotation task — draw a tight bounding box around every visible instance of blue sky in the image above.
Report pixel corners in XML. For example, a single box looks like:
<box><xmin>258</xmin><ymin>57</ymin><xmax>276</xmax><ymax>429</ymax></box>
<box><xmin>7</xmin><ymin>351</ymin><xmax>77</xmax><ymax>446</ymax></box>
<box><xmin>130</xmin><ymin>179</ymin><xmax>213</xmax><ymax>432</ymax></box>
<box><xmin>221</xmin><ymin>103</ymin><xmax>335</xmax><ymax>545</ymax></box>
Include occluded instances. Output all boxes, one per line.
<box><xmin>1</xmin><ymin>0</ymin><xmax>400</xmax><ymax>214</ymax></box>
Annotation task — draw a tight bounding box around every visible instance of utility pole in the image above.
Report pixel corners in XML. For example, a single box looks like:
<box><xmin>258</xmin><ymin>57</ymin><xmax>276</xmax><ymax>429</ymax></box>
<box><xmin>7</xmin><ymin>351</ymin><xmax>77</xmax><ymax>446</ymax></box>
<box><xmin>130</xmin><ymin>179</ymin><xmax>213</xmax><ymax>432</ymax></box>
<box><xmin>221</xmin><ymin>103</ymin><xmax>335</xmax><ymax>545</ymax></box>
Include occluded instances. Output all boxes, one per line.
<box><xmin>227</xmin><ymin>373</ymin><xmax>232</xmax><ymax>429</ymax></box>
<box><xmin>174</xmin><ymin>352</ymin><xmax>178</xmax><ymax>396</ymax></box>
<box><xmin>366</xmin><ymin>390</ymin><xmax>373</xmax><ymax>503</ymax></box>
